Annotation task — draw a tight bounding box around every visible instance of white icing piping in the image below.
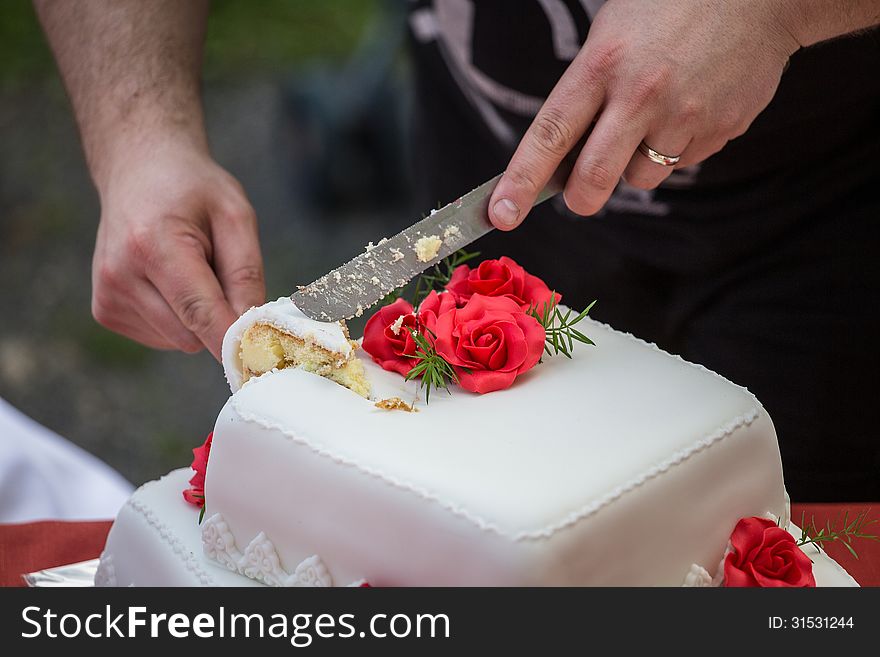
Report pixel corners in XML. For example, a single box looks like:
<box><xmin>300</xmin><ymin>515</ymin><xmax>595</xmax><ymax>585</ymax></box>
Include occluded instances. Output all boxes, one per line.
<box><xmin>583</xmin><ymin>316</ymin><xmax>764</xmax><ymax>405</ymax></box>
<box><xmin>525</xmin><ymin>410</ymin><xmax>760</xmax><ymax>539</ymax></box>
<box><xmin>231</xmin><ymin>397</ymin><xmax>759</xmax><ymax>542</ymax></box>
<box><xmin>202</xmin><ymin>512</ymin><xmax>367</xmax><ymax>587</ymax></box>
<box><xmin>681</xmin><ymin>563</ymin><xmax>715</xmax><ymax>587</ymax></box>
<box><xmin>94</xmin><ymin>552</ymin><xmax>116</xmax><ymax>587</ymax></box>
<box><xmin>126</xmin><ymin>491</ymin><xmax>216</xmax><ymax>586</ymax></box>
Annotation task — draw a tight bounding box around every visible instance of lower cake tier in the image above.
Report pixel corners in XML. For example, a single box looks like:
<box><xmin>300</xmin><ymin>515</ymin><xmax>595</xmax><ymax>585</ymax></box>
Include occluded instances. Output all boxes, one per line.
<box><xmin>96</xmin><ymin>468</ymin><xmax>858</xmax><ymax>587</ymax></box>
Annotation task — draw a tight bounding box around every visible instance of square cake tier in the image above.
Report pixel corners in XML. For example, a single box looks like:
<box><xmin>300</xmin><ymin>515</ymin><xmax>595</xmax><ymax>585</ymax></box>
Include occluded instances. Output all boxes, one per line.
<box><xmin>201</xmin><ymin>319</ymin><xmax>787</xmax><ymax>586</ymax></box>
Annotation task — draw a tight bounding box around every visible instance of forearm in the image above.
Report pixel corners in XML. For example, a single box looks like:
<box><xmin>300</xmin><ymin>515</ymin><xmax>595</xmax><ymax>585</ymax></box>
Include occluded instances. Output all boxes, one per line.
<box><xmin>780</xmin><ymin>0</ymin><xmax>880</xmax><ymax>48</ymax></box>
<box><xmin>34</xmin><ymin>0</ymin><xmax>210</xmax><ymax>192</ymax></box>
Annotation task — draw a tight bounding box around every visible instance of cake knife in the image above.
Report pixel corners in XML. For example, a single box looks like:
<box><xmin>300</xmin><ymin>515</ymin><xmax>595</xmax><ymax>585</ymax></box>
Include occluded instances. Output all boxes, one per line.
<box><xmin>292</xmin><ymin>156</ymin><xmax>577</xmax><ymax>322</ymax></box>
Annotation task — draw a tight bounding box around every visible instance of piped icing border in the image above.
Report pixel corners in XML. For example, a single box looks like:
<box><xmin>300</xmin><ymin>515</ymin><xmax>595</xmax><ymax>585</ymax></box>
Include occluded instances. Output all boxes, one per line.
<box><xmin>94</xmin><ymin>553</ymin><xmax>116</xmax><ymax>587</ymax></box>
<box><xmin>121</xmin><ymin>489</ymin><xmax>217</xmax><ymax>586</ymax></box>
<box><xmin>201</xmin><ymin>513</ymin><xmax>369</xmax><ymax>587</ymax></box>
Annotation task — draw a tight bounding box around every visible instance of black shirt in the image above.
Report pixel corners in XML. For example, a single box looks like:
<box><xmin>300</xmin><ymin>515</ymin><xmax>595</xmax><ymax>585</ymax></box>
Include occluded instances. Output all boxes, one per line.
<box><xmin>407</xmin><ymin>0</ymin><xmax>880</xmax><ymax>500</ymax></box>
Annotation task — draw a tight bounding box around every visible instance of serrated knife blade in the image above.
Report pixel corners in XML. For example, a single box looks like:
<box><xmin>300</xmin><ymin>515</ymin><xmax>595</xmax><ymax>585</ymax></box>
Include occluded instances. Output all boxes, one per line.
<box><xmin>292</xmin><ymin>161</ymin><xmax>572</xmax><ymax>322</ymax></box>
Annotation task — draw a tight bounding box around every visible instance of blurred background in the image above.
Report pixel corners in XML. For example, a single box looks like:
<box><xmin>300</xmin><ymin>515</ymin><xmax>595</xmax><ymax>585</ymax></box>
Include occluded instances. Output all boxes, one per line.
<box><xmin>0</xmin><ymin>0</ymin><xmax>419</xmax><ymax>485</ymax></box>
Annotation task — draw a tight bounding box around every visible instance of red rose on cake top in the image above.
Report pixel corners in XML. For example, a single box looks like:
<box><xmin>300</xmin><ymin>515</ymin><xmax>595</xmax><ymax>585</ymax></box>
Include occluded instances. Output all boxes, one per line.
<box><xmin>361</xmin><ymin>298</ymin><xmax>418</xmax><ymax>377</ymax></box>
<box><xmin>361</xmin><ymin>256</ymin><xmax>588</xmax><ymax>396</ymax></box>
<box><xmin>362</xmin><ymin>291</ymin><xmax>458</xmax><ymax>376</ymax></box>
<box><xmin>416</xmin><ymin>289</ymin><xmax>457</xmax><ymax>334</ymax></box>
<box><xmin>433</xmin><ymin>294</ymin><xmax>545</xmax><ymax>394</ymax></box>
<box><xmin>445</xmin><ymin>256</ymin><xmax>560</xmax><ymax>315</ymax></box>
<box><xmin>723</xmin><ymin>516</ymin><xmax>815</xmax><ymax>587</ymax></box>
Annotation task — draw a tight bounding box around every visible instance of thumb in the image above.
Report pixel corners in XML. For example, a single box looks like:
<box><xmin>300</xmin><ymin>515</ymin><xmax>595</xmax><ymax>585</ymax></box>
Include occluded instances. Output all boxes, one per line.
<box><xmin>211</xmin><ymin>199</ymin><xmax>266</xmax><ymax>316</ymax></box>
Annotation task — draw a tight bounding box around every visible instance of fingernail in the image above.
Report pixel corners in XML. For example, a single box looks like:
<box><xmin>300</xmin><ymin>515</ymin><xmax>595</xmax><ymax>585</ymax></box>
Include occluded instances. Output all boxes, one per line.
<box><xmin>492</xmin><ymin>198</ymin><xmax>520</xmax><ymax>227</ymax></box>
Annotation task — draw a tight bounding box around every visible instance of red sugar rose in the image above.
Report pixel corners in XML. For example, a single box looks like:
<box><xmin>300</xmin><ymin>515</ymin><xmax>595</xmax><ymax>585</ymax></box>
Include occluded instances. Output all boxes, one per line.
<box><xmin>445</xmin><ymin>256</ymin><xmax>560</xmax><ymax>315</ymax></box>
<box><xmin>433</xmin><ymin>294</ymin><xmax>545</xmax><ymax>393</ymax></box>
<box><xmin>723</xmin><ymin>517</ymin><xmax>815</xmax><ymax>587</ymax></box>
<box><xmin>363</xmin><ymin>292</ymin><xmax>460</xmax><ymax>377</ymax></box>
<box><xmin>183</xmin><ymin>432</ymin><xmax>213</xmax><ymax>508</ymax></box>
<box><xmin>361</xmin><ymin>298</ymin><xmax>419</xmax><ymax>377</ymax></box>
<box><xmin>416</xmin><ymin>290</ymin><xmax>457</xmax><ymax>335</ymax></box>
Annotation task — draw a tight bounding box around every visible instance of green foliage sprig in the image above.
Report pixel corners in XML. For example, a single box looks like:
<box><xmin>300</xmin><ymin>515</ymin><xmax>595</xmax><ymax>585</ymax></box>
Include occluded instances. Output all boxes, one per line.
<box><xmin>375</xmin><ymin>287</ymin><xmax>405</xmax><ymax>309</ymax></box>
<box><xmin>796</xmin><ymin>508</ymin><xmax>878</xmax><ymax>559</ymax></box>
<box><xmin>528</xmin><ymin>297</ymin><xmax>596</xmax><ymax>359</ymax></box>
<box><xmin>412</xmin><ymin>248</ymin><xmax>481</xmax><ymax>306</ymax></box>
<box><xmin>194</xmin><ymin>495</ymin><xmax>206</xmax><ymax>524</ymax></box>
<box><xmin>404</xmin><ymin>327</ymin><xmax>459</xmax><ymax>403</ymax></box>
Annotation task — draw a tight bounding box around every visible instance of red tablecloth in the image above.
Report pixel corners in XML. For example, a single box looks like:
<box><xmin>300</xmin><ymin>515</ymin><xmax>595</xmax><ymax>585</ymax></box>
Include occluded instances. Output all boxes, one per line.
<box><xmin>0</xmin><ymin>520</ymin><xmax>112</xmax><ymax>587</ymax></box>
<box><xmin>1</xmin><ymin>504</ymin><xmax>877</xmax><ymax>587</ymax></box>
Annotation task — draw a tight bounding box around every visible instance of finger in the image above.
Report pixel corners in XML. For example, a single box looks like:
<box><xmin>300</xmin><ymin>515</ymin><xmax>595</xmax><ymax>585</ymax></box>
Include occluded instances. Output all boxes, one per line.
<box><xmin>91</xmin><ymin>295</ymin><xmax>178</xmax><ymax>351</ymax></box>
<box><xmin>111</xmin><ymin>323</ymin><xmax>176</xmax><ymax>351</ymax></box>
<box><xmin>148</xmin><ymin>238</ymin><xmax>239</xmax><ymax>361</ymax></box>
<box><xmin>210</xmin><ymin>198</ymin><xmax>266</xmax><ymax>316</ymax></box>
<box><xmin>562</xmin><ymin>103</ymin><xmax>650</xmax><ymax>216</ymax></box>
<box><xmin>622</xmin><ymin>128</ymin><xmax>692</xmax><ymax>190</ymax></box>
<box><xmin>134</xmin><ymin>281</ymin><xmax>204</xmax><ymax>353</ymax></box>
<box><xmin>488</xmin><ymin>48</ymin><xmax>606</xmax><ymax>230</ymax></box>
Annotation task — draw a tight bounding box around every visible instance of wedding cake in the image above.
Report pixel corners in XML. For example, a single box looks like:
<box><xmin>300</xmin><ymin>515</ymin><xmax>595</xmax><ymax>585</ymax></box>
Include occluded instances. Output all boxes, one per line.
<box><xmin>96</xmin><ymin>256</ymin><xmax>858</xmax><ymax>587</ymax></box>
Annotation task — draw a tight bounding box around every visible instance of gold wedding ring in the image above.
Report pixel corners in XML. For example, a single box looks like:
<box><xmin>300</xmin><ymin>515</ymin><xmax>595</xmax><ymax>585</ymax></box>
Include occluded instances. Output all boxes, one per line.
<box><xmin>638</xmin><ymin>141</ymin><xmax>681</xmax><ymax>167</ymax></box>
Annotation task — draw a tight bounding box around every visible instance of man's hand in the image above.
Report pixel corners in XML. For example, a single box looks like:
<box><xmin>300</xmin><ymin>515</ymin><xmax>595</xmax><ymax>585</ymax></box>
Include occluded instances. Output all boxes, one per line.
<box><xmin>92</xmin><ymin>140</ymin><xmax>264</xmax><ymax>358</ymax></box>
<box><xmin>487</xmin><ymin>0</ymin><xmax>879</xmax><ymax>229</ymax></box>
<box><xmin>35</xmin><ymin>0</ymin><xmax>266</xmax><ymax>359</ymax></box>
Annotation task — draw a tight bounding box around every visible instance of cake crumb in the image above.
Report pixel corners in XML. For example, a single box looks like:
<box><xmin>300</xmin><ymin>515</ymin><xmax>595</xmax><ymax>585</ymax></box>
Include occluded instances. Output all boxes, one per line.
<box><xmin>414</xmin><ymin>235</ymin><xmax>442</xmax><ymax>262</ymax></box>
<box><xmin>389</xmin><ymin>314</ymin><xmax>406</xmax><ymax>335</ymax></box>
<box><xmin>370</xmin><ymin>276</ymin><xmax>380</xmax><ymax>286</ymax></box>
<box><xmin>390</xmin><ymin>248</ymin><xmax>404</xmax><ymax>262</ymax></box>
<box><xmin>443</xmin><ymin>225</ymin><xmax>462</xmax><ymax>240</ymax></box>
<box><xmin>375</xmin><ymin>397</ymin><xmax>418</xmax><ymax>412</ymax></box>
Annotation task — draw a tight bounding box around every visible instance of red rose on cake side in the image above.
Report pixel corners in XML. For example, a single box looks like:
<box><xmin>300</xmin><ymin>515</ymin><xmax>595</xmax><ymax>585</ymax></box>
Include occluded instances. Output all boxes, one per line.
<box><xmin>445</xmin><ymin>256</ymin><xmax>560</xmax><ymax>316</ymax></box>
<box><xmin>183</xmin><ymin>432</ymin><xmax>213</xmax><ymax>508</ymax></box>
<box><xmin>722</xmin><ymin>517</ymin><xmax>815</xmax><ymax>587</ymax></box>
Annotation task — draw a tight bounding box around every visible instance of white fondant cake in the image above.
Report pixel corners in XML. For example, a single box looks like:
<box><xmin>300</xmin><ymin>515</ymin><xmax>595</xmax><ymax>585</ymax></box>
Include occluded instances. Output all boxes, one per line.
<box><xmin>96</xmin><ymin>300</ymin><xmax>860</xmax><ymax>586</ymax></box>
<box><xmin>98</xmin><ymin>298</ymin><xmax>857</xmax><ymax>587</ymax></box>
<box><xmin>207</xmin><ymin>320</ymin><xmax>786</xmax><ymax>586</ymax></box>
